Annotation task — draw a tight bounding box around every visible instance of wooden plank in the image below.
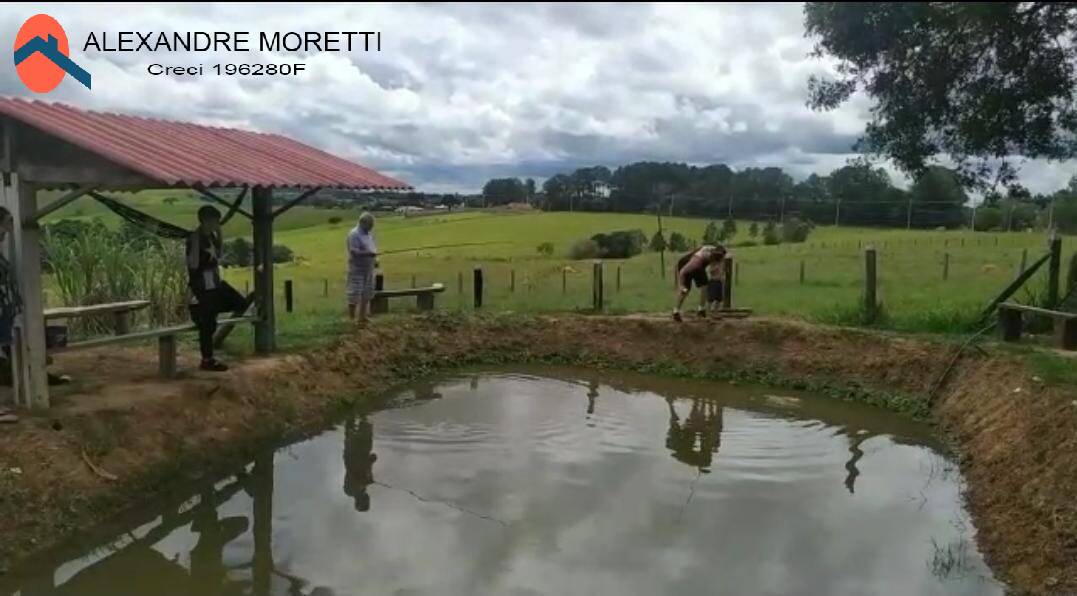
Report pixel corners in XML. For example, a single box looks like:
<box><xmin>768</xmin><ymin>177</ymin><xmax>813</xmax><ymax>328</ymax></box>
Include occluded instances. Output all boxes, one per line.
<box><xmin>27</xmin><ymin>185</ymin><xmax>94</xmax><ymax>223</ymax></box>
<box><xmin>50</xmin><ymin>317</ymin><xmax>257</xmax><ymax>354</ymax></box>
<box><xmin>999</xmin><ymin>302</ymin><xmax>1077</xmax><ymax>319</ymax></box>
<box><xmin>44</xmin><ymin>300</ymin><xmax>150</xmax><ymax>319</ymax></box>
<box><xmin>981</xmin><ymin>251</ymin><xmax>1051</xmax><ymax>319</ymax></box>
<box><xmin>252</xmin><ymin>187</ymin><xmax>275</xmax><ymax>354</ymax></box>
<box><xmin>375</xmin><ymin>284</ymin><xmax>445</xmax><ymax>298</ymax></box>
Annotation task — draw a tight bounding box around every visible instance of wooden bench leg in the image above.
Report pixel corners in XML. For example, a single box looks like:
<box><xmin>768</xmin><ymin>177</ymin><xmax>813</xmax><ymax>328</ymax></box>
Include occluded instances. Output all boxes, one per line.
<box><xmin>158</xmin><ymin>335</ymin><xmax>177</xmax><ymax>378</ymax></box>
<box><xmin>371</xmin><ymin>296</ymin><xmax>388</xmax><ymax>315</ymax></box>
<box><xmin>998</xmin><ymin>308</ymin><xmax>1022</xmax><ymax>342</ymax></box>
<box><xmin>417</xmin><ymin>292</ymin><xmax>435</xmax><ymax>311</ymax></box>
<box><xmin>1054</xmin><ymin>318</ymin><xmax>1077</xmax><ymax>350</ymax></box>
<box><xmin>113</xmin><ymin>311</ymin><xmax>130</xmax><ymax>336</ymax></box>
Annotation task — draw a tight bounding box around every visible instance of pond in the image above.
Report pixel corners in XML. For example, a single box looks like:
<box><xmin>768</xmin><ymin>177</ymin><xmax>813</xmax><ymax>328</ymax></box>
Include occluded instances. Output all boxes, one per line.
<box><xmin>3</xmin><ymin>367</ymin><xmax>1003</xmax><ymax>595</ymax></box>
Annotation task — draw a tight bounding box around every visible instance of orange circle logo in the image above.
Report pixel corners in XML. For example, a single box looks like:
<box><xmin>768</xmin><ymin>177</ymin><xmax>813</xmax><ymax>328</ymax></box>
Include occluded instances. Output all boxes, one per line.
<box><xmin>14</xmin><ymin>14</ymin><xmax>71</xmax><ymax>93</ymax></box>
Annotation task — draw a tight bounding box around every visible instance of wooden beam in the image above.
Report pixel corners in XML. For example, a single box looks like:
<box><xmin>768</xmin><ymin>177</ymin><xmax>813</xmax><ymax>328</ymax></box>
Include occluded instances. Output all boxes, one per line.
<box><xmin>193</xmin><ymin>186</ymin><xmax>253</xmax><ymax>220</ymax></box>
<box><xmin>27</xmin><ymin>185</ymin><xmax>94</xmax><ymax>223</ymax></box>
<box><xmin>271</xmin><ymin>187</ymin><xmax>322</xmax><ymax>219</ymax></box>
<box><xmin>252</xmin><ymin>187</ymin><xmax>275</xmax><ymax>354</ymax></box>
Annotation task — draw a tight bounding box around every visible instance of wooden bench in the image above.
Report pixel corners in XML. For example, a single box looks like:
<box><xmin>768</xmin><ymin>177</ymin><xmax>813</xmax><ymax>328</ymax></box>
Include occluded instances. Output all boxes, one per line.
<box><xmin>998</xmin><ymin>303</ymin><xmax>1077</xmax><ymax>350</ymax></box>
<box><xmin>47</xmin><ymin>316</ymin><xmax>259</xmax><ymax>378</ymax></box>
<box><xmin>44</xmin><ymin>300</ymin><xmax>151</xmax><ymax>336</ymax></box>
<box><xmin>371</xmin><ymin>283</ymin><xmax>445</xmax><ymax>314</ymax></box>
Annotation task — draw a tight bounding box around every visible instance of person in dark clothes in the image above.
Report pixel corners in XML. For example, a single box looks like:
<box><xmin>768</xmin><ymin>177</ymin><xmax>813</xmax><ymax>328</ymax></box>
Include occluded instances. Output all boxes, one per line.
<box><xmin>673</xmin><ymin>244</ymin><xmax>727</xmax><ymax>321</ymax></box>
<box><xmin>343</xmin><ymin>414</ymin><xmax>377</xmax><ymax>512</ymax></box>
<box><xmin>186</xmin><ymin>206</ymin><xmax>246</xmax><ymax>372</ymax></box>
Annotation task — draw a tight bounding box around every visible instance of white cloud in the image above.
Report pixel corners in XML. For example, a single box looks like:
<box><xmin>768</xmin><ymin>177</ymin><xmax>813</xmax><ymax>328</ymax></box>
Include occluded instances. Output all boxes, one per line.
<box><xmin>1</xmin><ymin>2</ymin><xmax>1073</xmax><ymax>193</ymax></box>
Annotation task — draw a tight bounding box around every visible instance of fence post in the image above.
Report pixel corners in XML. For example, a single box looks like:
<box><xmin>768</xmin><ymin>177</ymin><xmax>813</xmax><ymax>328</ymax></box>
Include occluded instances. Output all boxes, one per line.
<box><xmin>799</xmin><ymin>260</ymin><xmax>805</xmax><ymax>284</ymax></box>
<box><xmin>1019</xmin><ymin>248</ymin><xmax>1028</xmax><ymax>275</ymax></box>
<box><xmin>245</xmin><ymin>281</ymin><xmax>250</xmax><ymax>294</ymax></box>
<box><xmin>323</xmin><ymin>279</ymin><xmax>329</xmax><ymax>297</ymax></box>
<box><xmin>722</xmin><ymin>257</ymin><xmax>734</xmax><ymax>308</ymax></box>
<box><xmin>284</xmin><ymin>280</ymin><xmax>293</xmax><ymax>313</ymax></box>
<box><xmin>616</xmin><ymin>265</ymin><xmax>622</xmax><ymax>292</ymax></box>
<box><xmin>473</xmin><ymin>267</ymin><xmax>483</xmax><ymax>309</ymax></box>
<box><xmin>592</xmin><ymin>260</ymin><xmax>604</xmax><ymax>311</ymax></box>
<box><xmin>562</xmin><ymin>267</ymin><xmax>567</xmax><ymax>294</ymax></box>
<box><xmin>864</xmin><ymin>248</ymin><xmax>877</xmax><ymax>323</ymax></box>
<box><xmin>942</xmin><ymin>252</ymin><xmax>950</xmax><ymax>281</ymax></box>
<box><xmin>1048</xmin><ymin>236</ymin><xmax>1062</xmax><ymax>307</ymax></box>
<box><xmin>510</xmin><ymin>269</ymin><xmax>515</xmax><ymax>293</ymax></box>
<box><xmin>734</xmin><ymin>262</ymin><xmax>740</xmax><ymax>286</ymax></box>
<box><xmin>411</xmin><ymin>275</ymin><xmax>416</xmax><ymax>288</ymax></box>
<box><xmin>458</xmin><ymin>271</ymin><xmax>464</xmax><ymax>294</ymax></box>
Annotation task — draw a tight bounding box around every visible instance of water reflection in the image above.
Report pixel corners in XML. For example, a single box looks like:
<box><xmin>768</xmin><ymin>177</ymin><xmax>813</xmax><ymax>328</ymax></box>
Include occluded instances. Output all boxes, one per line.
<box><xmin>343</xmin><ymin>415</ymin><xmax>376</xmax><ymax>512</ymax></box>
<box><xmin>665</xmin><ymin>397</ymin><xmax>723</xmax><ymax>473</ymax></box>
<box><xmin>3</xmin><ymin>369</ymin><xmax>1002</xmax><ymax>596</ymax></box>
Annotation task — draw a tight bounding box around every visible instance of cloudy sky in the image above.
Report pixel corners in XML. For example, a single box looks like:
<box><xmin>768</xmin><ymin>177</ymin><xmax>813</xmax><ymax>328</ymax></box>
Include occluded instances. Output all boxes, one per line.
<box><xmin>3</xmin><ymin>3</ymin><xmax>1074</xmax><ymax>194</ymax></box>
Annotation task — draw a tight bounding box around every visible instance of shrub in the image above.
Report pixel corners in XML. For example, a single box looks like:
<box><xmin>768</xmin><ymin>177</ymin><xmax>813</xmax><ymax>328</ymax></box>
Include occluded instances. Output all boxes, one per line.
<box><xmin>588</xmin><ymin>229</ymin><xmax>646</xmax><ymax>259</ymax></box>
<box><xmin>667</xmin><ymin>231</ymin><xmax>690</xmax><ymax>252</ymax></box>
<box><xmin>271</xmin><ymin>244</ymin><xmax>295</xmax><ymax>264</ymax></box>
<box><xmin>536</xmin><ymin>242</ymin><xmax>554</xmax><ymax>256</ymax></box>
<box><xmin>762</xmin><ymin>221</ymin><xmax>780</xmax><ymax>245</ymax></box>
<box><xmin>749</xmin><ymin>222</ymin><xmax>759</xmax><ymax>237</ymax></box>
<box><xmin>221</xmin><ymin>237</ymin><xmax>253</xmax><ymax>268</ymax></box>
<box><xmin>649</xmin><ymin>231</ymin><xmax>667</xmax><ymax>252</ymax></box>
<box><xmin>780</xmin><ymin>217</ymin><xmax>813</xmax><ymax>243</ymax></box>
<box><xmin>328</xmin><ymin>215</ymin><xmax>343</xmax><ymax>224</ymax></box>
<box><xmin>973</xmin><ymin>207</ymin><xmax>1002</xmax><ymax>231</ymax></box>
<box><xmin>568</xmin><ymin>239</ymin><xmax>600</xmax><ymax>260</ymax></box>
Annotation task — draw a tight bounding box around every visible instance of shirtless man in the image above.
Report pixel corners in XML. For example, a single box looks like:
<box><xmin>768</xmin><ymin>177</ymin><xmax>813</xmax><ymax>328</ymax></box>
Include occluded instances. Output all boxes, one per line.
<box><xmin>673</xmin><ymin>244</ymin><xmax>727</xmax><ymax>322</ymax></box>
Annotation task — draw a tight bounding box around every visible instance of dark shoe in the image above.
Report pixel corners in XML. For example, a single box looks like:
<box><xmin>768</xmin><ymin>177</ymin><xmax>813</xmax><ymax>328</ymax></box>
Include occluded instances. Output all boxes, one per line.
<box><xmin>696</xmin><ymin>308</ymin><xmax>707</xmax><ymax>319</ymax></box>
<box><xmin>48</xmin><ymin>373</ymin><xmax>72</xmax><ymax>386</ymax></box>
<box><xmin>672</xmin><ymin>311</ymin><xmax>683</xmax><ymax>322</ymax></box>
<box><xmin>200</xmin><ymin>359</ymin><xmax>229</xmax><ymax>372</ymax></box>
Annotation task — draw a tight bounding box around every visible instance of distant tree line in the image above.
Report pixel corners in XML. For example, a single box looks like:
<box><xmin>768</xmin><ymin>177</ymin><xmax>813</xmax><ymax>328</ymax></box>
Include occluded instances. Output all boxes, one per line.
<box><xmin>480</xmin><ymin>162</ymin><xmax>1077</xmax><ymax>232</ymax></box>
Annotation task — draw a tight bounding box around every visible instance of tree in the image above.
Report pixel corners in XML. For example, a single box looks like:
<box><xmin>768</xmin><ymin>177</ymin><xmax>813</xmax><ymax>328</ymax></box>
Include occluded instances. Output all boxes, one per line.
<box><xmin>748</xmin><ymin>222</ymin><xmax>759</xmax><ymax>238</ymax></box>
<box><xmin>667</xmin><ymin>232</ymin><xmax>689</xmax><ymax>252</ymax></box>
<box><xmin>805</xmin><ymin>3</ymin><xmax>1077</xmax><ymax>188</ymax></box>
<box><xmin>702</xmin><ymin>221</ymin><xmax>720</xmax><ymax>245</ymax></box>
<box><xmin>482</xmin><ymin>178</ymin><xmax>527</xmax><ymax>206</ymax></box>
<box><xmin>525</xmin><ymin>178</ymin><xmax>537</xmax><ymax>202</ymax></box>
<box><xmin>721</xmin><ymin>217</ymin><xmax>737</xmax><ymax>240</ymax></box>
<box><xmin>762</xmin><ymin>221</ymin><xmax>780</xmax><ymax>245</ymax></box>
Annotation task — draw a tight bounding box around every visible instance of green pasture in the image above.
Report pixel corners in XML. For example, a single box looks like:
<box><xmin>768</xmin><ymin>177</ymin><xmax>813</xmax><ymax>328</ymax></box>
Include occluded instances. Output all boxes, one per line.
<box><xmin>38</xmin><ymin>193</ymin><xmax>1076</xmax><ymax>338</ymax></box>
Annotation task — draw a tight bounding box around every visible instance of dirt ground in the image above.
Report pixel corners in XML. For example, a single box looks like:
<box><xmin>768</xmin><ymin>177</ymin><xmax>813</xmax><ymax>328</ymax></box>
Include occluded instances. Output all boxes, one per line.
<box><xmin>0</xmin><ymin>313</ymin><xmax>1074</xmax><ymax>593</ymax></box>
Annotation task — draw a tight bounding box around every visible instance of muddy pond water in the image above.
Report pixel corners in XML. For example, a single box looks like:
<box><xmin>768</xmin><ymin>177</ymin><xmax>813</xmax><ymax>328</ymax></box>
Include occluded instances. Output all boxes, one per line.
<box><xmin>4</xmin><ymin>367</ymin><xmax>1003</xmax><ymax>595</ymax></box>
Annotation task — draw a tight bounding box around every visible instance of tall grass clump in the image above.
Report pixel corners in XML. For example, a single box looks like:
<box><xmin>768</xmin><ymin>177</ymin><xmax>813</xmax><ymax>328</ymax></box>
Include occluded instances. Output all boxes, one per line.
<box><xmin>44</xmin><ymin>224</ymin><xmax>188</xmax><ymax>336</ymax></box>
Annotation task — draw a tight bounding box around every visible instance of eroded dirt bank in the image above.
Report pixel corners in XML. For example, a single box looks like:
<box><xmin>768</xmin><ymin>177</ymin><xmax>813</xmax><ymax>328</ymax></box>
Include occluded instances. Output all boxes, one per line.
<box><xmin>0</xmin><ymin>313</ymin><xmax>1074</xmax><ymax>593</ymax></box>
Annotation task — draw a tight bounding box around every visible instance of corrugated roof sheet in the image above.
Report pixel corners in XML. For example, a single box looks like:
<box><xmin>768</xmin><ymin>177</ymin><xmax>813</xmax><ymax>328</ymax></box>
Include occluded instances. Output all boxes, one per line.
<box><xmin>0</xmin><ymin>97</ymin><xmax>411</xmax><ymax>190</ymax></box>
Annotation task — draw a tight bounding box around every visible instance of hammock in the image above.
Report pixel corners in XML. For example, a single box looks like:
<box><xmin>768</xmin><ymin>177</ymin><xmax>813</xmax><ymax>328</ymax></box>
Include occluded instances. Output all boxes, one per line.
<box><xmin>87</xmin><ymin>187</ymin><xmax>248</xmax><ymax>241</ymax></box>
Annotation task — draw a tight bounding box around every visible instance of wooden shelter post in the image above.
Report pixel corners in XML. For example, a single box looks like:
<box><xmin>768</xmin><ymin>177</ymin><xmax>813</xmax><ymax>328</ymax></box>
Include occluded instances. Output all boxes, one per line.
<box><xmin>3</xmin><ymin>175</ymin><xmax>49</xmax><ymax>408</ymax></box>
<box><xmin>252</xmin><ymin>186</ymin><xmax>275</xmax><ymax>354</ymax></box>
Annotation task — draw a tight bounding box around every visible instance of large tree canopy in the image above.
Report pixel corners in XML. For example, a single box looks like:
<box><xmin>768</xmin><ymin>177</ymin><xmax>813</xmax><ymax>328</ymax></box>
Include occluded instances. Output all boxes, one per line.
<box><xmin>804</xmin><ymin>2</ymin><xmax>1077</xmax><ymax>189</ymax></box>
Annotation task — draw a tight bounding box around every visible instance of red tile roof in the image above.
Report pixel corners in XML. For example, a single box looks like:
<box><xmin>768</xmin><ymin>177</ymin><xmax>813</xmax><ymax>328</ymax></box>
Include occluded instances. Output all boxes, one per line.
<box><xmin>0</xmin><ymin>97</ymin><xmax>410</xmax><ymax>190</ymax></box>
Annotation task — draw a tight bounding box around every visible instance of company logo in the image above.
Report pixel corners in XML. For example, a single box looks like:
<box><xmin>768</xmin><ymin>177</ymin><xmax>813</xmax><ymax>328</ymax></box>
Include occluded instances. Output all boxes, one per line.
<box><xmin>13</xmin><ymin>14</ymin><xmax>91</xmax><ymax>93</ymax></box>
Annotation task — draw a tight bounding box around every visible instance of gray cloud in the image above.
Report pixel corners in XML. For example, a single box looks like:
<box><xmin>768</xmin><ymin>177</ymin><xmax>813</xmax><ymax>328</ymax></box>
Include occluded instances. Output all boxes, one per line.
<box><xmin>1</xmin><ymin>3</ymin><xmax>1073</xmax><ymax>193</ymax></box>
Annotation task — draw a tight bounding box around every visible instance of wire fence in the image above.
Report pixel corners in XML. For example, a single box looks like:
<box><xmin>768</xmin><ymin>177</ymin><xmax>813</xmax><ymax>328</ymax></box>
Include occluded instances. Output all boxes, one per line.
<box><xmin>260</xmin><ymin>231</ymin><xmax>1076</xmax><ymax>333</ymax></box>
